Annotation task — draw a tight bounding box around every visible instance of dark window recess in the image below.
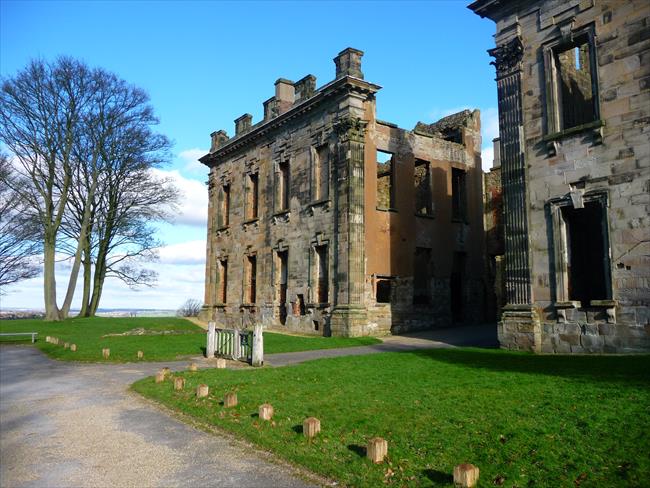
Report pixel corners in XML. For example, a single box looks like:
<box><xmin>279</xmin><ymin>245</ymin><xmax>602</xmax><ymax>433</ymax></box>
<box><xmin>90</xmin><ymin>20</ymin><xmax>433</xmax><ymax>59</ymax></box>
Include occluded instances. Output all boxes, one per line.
<box><xmin>278</xmin><ymin>162</ymin><xmax>290</xmax><ymax>211</ymax></box>
<box><xmin>413</xmin><ymin>247</ymin><xmax>432</xmax><ymax>305</ymax></box>
<box><xmin>439</xmin><ymin>127</ymin><xmax>463</xmax><ymax>144</ymax></box>
<box><xmin>377</xmin><ymin>151</ymin><xmax>394</xmax><ymax>209</ymax></box>
<box><xmin>246</xmin><ymin>255</ymin><xmax>257</xmax><ymax>303</ymax></box>
<box><xmin>246</xmin><ymin>173</ymin><xmax>259</xmax><ymax>219</ymax></box>
<box><xmin>222</xmin><ymin>185</ymin><xmax>230</xmax><ymax>226</ymax></box>
<box><xmin>218</xmin><ymin>259</ymin><xmax>228</xmax><ymax>303</ymax></box>
<box><xmin>376</xmin><ymin>278</ymin><xmax>392</xmax><ymax>303</ymax></box>
<box><xmin>555</xmin><ymin>38</ymin><xmax>596</xmax><ymax>130</ymax></box>
<box><xmin>451</xmin><ymin>168</ymin><xmax>467</xmax><ymax>222</ymax></box>
<box><xmin>414</xmin><ymin>160</ymin><xmax>432</xmax><ymax>215</ymax></box>
<box><xmin>315</xmin><ymin>245</ymin><xmax>329</xmax><ymax>303</ymax></box>
<box><xmin>451</xmin><ymin>252</ymin><xmax>465</xmax><ymax>323</ymax></box>
<box><xmin>277</xmin><ymin>251</ymin><xmax>288</xmax><ymax>325</ymax></box>
<box><xmin>313</xmin><ymin>320</ymin><xmax>319</xmax><ymax>331</ymax></box>
<box><xmin>562</xmin><ymin>202</ymin><xmax>607</xmax><ymax>306</ymax></box>
<box><xmin>297</xmin><ymin>294</ymin><xmax>306</xmax><ymax>315</ymax></box>
<box><xmin>315</xmin><ymin>145</ymin><xmax>329</xmax><ymax>200</ymax></box>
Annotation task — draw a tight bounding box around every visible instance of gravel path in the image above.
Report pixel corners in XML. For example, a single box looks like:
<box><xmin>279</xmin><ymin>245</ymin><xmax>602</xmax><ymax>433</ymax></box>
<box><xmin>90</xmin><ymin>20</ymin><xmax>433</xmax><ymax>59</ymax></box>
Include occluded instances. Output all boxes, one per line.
<box><xmin>0</xmin><ymin>347</ymin><xmax>317</xmax><ymax>488</ymax></box>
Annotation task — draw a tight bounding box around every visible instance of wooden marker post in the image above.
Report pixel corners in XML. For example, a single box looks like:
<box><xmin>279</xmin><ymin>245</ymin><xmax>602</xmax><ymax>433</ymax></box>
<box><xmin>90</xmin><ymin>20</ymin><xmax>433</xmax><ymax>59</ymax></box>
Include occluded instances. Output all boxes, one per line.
<box><xmin>63</xmin><ymin>342</ymin><xmax>69</xmax><ymax>349</ymax></box>
<box><xmin>196</xmin><ymin>384</ymin><xmax>209</xmax><ymax>398</ymax></box>
<box><xmin>453</xmin><ymin>464</ymin><xmax>479</xmax><ymax>488</ymax></box>
<box><xmin>137</xmin><ymin>350</ymin><xmax>144</xmax><ymax>360</ymax></box>
<box><xmin>155</xmin><ymin>370</ymin><xmax>166</xmax><ymax>383</ymax></box>
<box><xmin>252</xmin><ymin>323</ymin><xmax>264</xmax><ymax>367</ymax></box>
<box><xmin>303</xmin><ymin>417</ymin><xmax>320</xmax><ymax>438</ymax></box>
<box><xmin>174</xmin><ymin>377</ymin><xmax>185</xmax><ymax>391</ymax></box>
<box><xmin>206</xmin><ymin>321</ymin><xmax>216</xmax><ymax>358</ymax></box>
<box><xmin>224</xmin><ymin>392</ymin><xmax>238</xmax><ymax>407</ymax></box>
<box><xmin>188</xmin><ymin>362</ymin><xmax>198</xmax><ymax>372</ymax></box>
<box><xmin>70</xmin><ymin>344</ymin><xmax>77</xmax><ymax>352</ymax></box>
<box><xmin>215</xmin><ymin>358</ymin><xmax>226</xmax><ymax>369</ymax></box>
<box><xmin>259</xmin><ymin>404</ymin><xmax>274</xmax><ymax>421</ymax></box>
<box><xmin>102</xmin><ymin>348</ymin><xmax>110</xmax><ymax>359</ymax></box>
<box><xmin>367</xmin><ymin>437</ymin><xmax>388</xmax><ymax>463</ymax></box>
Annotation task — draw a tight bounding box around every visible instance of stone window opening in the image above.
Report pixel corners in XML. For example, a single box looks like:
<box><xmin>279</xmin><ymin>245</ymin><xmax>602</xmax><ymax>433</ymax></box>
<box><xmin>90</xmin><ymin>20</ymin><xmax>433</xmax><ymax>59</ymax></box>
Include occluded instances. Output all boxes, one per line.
<box><xmin>315</xmin><ymin>244</ymin><xmax>329</xmax><ymax>304</ymax></box>
<box><xmin>376</xmin><ymin>150</ymin><xmax>395</xmax><ymax>210</ymax></box>
<box><xmin>375</xmin><ymin>277</ymin><xmax>392</xmax><ymax>303</ymax></box>
<box><xmin>451</xmin><ymin>168</ymin><xmax>467</xmax><ymax>222</ymax></box>
<box><xmin>217</xmin><ymin>259</ymin><xmax>228</xmax><ymax>304</ymax></box>
<box><xmin>244</xmin><ymin>254</ymin><xmax>257</xmax><ymax>304</ymax></box>
<box><xmin>276</xmin><ymin>161</ymin><xmax>290</xmax><ymax>212</ymax></box>
<box><xmin>414</xmin><ymin>159</ymin><xmax>433</xmax><ymax>216</ymax></box>
<box><xmin>245</xmin><ymin>173</ymin><xmax>259</xmax><ymax>220</ymax></box>
<box><xmin>217</xmin><ymin>184</ymin><xmax>230</xmax><ymax>228</ymax></box>
<box><xmin>275</xmin><ymin>250</ymin><xmax>288</xmax><ymax>324</ymax></box>
<box><xmin>413</xmin><ymin>247</ymin><xmax>432</xmax><ymax>305</ymax></box>
<box><xmin>544</xmin><ymin>27</ymin><xmax>600</xmax><ymax>135</ymax></box>
<box><xmin>313</xmin><ymin>145</ymin><xmax>330</xmax><ymax>201</ymax></box>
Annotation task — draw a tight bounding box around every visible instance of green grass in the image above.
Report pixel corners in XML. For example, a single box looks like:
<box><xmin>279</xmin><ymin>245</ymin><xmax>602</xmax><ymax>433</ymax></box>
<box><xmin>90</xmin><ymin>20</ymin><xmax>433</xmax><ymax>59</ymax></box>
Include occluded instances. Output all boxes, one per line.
<box><xmin>132</xmin><ymin>349</ymin><xmax>650</xmax><ymax>487</ymax></box>
<box><xmin>0</xmin><ymin>317</ymin><xmax>381</xmax><ymax>362</ymax></box>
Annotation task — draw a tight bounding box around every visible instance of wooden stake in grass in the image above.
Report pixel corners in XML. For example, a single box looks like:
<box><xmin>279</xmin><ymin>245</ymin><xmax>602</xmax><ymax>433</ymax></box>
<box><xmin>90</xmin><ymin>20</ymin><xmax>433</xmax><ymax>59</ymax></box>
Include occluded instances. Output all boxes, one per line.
<box><xmin>367</xmin><ymin>437</ymin><xmax>388</xmax><ymax>464</ymax></box>
<box><xmin>46</xmin><ymin>336</ymin><xmax>51</xmax><ymax>343</ymax></box>
<box><xmin>196</xmin><ymin>384</ymin><xmax>209</xmax><ymax>398</ymax></box>
<box><xmin>174</xmin><ymin>377</ymin><xmax>185</xmax><ymax>391</ymax></box>
<box><xmin>102</xmin><ymin>348</ymin><xmax>110</xmax><ymax>359</ymax></box>
<box><xmin>188</xmin><ymin>363</ymin><xmax>198</xmax><ymax>372</ymax></box>
<box><xmin>453</xmin><ymin>464</ymin><xmax>479</xmax><ymax>488</ymax></box>
<box><xmin>70</xmin><ymin>344</ymin><xmax>77</xmax><ymax>352</ymax></box>
<box><xmin>303</xmin><ymin>417</ymin><xmax>320</xmax><ymax>438</ymax></box>
<box><xmin>259</xmin><ymin>403</ymin><xmax>274</xmax><ymax>421</ymax></box>
<box><xmin>64</xmin><ymin>342</ymin><xmax>69</xmax><ymax>349</ymax></box>
<box><xmin>215</xmin><ymin>358</ymin><xmax>226</xmax><ymax>369</ymax></box>
<box><xmin>224</xmin><ymin>392</ymin><xmax>238</xmax><ymax>408</ymax></box>
<box><xmin>155</xmin><ymin>370</ymin><xmax>166</xmax><ymax>383</ymax></box>
<box><xmin>137</xmin><ymin>351</ymin><xmax>144</xmax><ymax>360</ymax></box>
<box><xmin>161</xmin><ymin>367</ymin><xmax>171</xmax><ymax>378</ymax></box>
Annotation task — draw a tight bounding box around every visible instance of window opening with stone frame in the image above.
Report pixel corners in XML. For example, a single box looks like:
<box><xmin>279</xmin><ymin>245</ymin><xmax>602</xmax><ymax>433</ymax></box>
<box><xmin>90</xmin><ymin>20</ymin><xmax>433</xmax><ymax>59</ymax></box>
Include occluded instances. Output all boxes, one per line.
<box><xmin>217</xmin><ymin>184</ymin><xmax>230</xmax><ymax>228</ymax></box>
<box><xmin>313</xmin><ymin>145</ymin><xmax>330</xmax><ymax>201</ymax></box>
<box><xmin>414</xmin><ymin>159</ymin><xmax>433</xmax><ymax>216</ymax></box>
<box><xmin>544</xmin><ymin>28</ymin><xmax>600</xmax><ymax>133</ymax></box>
<box><xmin>244</xmin><ymin>255</ymin><xmax>257</xmax><ymax>304</ymax></box>
<box><xmin>246</xmin><ymin>173</ymin><xmax>259</xmax><ymax>220</ymax></box>
<box><xmin>451</xmin><ymin>168</ymin><xmax>467</xmax><ymax>222</ymax></box>
<box><xmin>314</xmin><ymin>244</ymin><xmax>329</xmax><ymax>303</ymax></box>
<box><xmin>413</xmin><ymin>247</ymin><xmax>432</xmax><ymax>305</ymax></box>
<box><xmin>217</xmin><ymin>259</ymin><xmax>228</xmax><ymax>304</ymax></box>
<box><xmin>375</xmin><ymin>277</ymin><xmax>392</xmax><ymax>303</ymax></box>
<box><xmin>551</xmin><ymin>196</ymin><xmax>611</xmax><ymax>308</ymax></box>
<box><xmin>275</xmin><ymin>250</ymin><xmax>288</xmax><ymax>325</ymax></box>
<box><xmin>276</xmin><ymin>161</ymin><xmax>290</xmax><ymax>212</ymax></box>
<box><xmin>377</xmin><ymin>150</ymin><xmax>395</xmax><ymax>210</ymax></box>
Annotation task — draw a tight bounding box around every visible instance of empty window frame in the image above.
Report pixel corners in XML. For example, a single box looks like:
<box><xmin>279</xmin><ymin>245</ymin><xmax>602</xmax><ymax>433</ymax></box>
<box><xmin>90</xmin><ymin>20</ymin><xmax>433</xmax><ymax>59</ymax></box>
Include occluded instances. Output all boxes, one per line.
<box><xmin>217</xmin><ymin>184</ymin><xmax>230</xmax><ymax>228</ymax></box>
<box><xmin>376</xmin><ymin>150</ymin><xmax>395</xmax><ymax>210</ymax></box>
<box><xmin>451</xmin><ymin>168</ymin><xmax>467</xmax><ymax>222</ymax></box>
<box><xmin>275</xmin><ymin>250</ymin><xmax>288</xmax><ymax>324</ymax></box>
<box><xmin>313</xmin><ymin>145</ymin><xmax>329</xmax><ymax>201</ymax></box>
<box><xmin>545</xmin><ymin>29</ymin><xmax>599</xmax><ymax>133</ymax></box>
<box><xmin>246</xmin><ymin>173</ymin><xmax>259</xmax><ymax>220</ymax></box>
<box><xmin>276</xmin><ymin>161</ymin><xmax>290</xmax><ymax>211</ymax></box>
<box><xmin>244</xmin><ymin>255</ymin><xmax>257</xmax><ymax>303</ymax></box>
<box><xmin>217</xmin><ymin>259</ymin><xmax>228</xmax><ymax>304</ymax></box>
<box><xmin>315</xmin><ymin>244</ymin><xmax>329</xmax><ymax>303</ymax></box>
<box><xmin>413</xmin><ymin>247</ymin><xmax>432</xmax><ymax>305</ymax></box>
<box><xmin>375</xmin><ymin>277</ymin><xmax>392</xmax><ymax>303</ymax></box>
<box><xmin>414</xmin><ymin>159</ymin><xmax>433</xmax><ymax>216</ymax></box>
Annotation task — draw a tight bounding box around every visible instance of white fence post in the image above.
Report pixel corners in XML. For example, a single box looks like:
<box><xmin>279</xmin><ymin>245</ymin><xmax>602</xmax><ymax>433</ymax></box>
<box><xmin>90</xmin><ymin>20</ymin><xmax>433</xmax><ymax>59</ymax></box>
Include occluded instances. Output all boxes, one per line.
<box><xmin>207</xmin><ymin>321</ymin><xmax>216</xmax><ymax>358</ymax></box>
<box><xmin>252</xmin><ymin>323</ymin><xmax>264</xmax><ymax>367</ymax></box>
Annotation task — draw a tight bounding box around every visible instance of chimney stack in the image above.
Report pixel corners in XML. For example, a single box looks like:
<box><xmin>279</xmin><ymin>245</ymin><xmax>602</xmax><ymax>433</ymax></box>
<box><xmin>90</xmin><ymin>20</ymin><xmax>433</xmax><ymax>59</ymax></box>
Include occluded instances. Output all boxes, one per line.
<box><xmin>334</xmin><ymin>47</ymin><xmax>364</xmax><ymax>79</ymax></box>
<box><xmin>210</xmin><ymin>130</ymin><xmax>229</xmax><ymax>152</ymax></box>
<box><xmin>275</xmin><ymin>78</ymin><xmax>295</xmax><ymax>115</ymax></box>
<box><xmin>293</xmin><ymin>75</ymin><xmax>316</xmax><ymax>104</ymax></box>
<box><xmin>234</xmin><ymin>114</ymin><xmax>252</xmax><ymax>136</ymax></box>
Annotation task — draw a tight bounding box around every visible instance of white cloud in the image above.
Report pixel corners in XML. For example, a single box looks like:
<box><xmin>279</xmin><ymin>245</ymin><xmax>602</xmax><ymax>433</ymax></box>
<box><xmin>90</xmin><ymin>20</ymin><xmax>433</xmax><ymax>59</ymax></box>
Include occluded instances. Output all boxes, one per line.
<box><xmin>151</xmin><ymin>168</ymin><xmax>207</xmax><ymax>227</ymax></box>
<box><xmin>158</xmin><ymin>239</ymin><xmax>206</xmax><ymax>265</ymax></box>
<box><xmin>178</xmin><ymin>148</ymin><xmax>208</xmax><ymax>174</ymax></box>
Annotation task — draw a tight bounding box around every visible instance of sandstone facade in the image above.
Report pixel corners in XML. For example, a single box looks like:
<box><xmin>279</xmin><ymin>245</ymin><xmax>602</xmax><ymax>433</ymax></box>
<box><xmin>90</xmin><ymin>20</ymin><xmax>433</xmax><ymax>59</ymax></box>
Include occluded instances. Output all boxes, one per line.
<box><xmin>198</xmin><ymin>48</ymin><xmax>486</xmax><ymax>336</ymax></box>
<box><xmin>470</xmin><ymin>0</ymin><xmax>650</xmax><ymax>352</ymax></box>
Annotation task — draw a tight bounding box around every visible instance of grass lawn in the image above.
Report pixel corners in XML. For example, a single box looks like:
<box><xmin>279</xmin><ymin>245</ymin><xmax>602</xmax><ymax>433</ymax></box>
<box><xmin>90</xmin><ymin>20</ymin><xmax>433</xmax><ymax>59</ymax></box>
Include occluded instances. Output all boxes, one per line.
<box><xmin>133</xmin><ymin>348</ymin><xmax>650</xmax><ymax>487</ymax></box>
<box><xmin>0</xmin><ymin>317</ymin><xmax>381</xmax><ymax>362</ymax></box>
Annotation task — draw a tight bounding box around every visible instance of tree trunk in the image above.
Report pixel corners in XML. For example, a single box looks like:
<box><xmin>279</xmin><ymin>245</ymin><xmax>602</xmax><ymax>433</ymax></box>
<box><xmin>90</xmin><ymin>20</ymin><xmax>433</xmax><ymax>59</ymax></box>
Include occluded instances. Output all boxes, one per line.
<box><xmin>78</xmin><ymin>244</ymin><xmax>92</xmax><ymax>317</ymax></box>
<box><xmin>43</xmin><ymin>231</ymin><xmax>61</xmax><ymax>321</ymax></box>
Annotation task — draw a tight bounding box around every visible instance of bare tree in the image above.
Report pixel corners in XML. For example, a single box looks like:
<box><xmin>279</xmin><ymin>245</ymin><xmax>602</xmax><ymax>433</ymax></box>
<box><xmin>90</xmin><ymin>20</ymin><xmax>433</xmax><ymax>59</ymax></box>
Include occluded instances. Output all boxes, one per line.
<box><xmin>176</xmin><ymin>299</ymin><xmax>203</xmax><ymax>317</ymax></box>
<box><xmin>0</xmin><ymin>152</ymin><xmax>41</xmax><ymax>290</ymax></box>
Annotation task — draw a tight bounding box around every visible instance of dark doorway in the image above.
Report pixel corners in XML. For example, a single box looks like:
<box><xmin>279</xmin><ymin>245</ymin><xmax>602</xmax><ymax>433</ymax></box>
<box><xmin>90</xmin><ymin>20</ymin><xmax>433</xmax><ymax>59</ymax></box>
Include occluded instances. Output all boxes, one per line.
<box><xmin>451</xmin><ymin>252</ymin><xmax>466</xmax><ymax>323</ymax></box>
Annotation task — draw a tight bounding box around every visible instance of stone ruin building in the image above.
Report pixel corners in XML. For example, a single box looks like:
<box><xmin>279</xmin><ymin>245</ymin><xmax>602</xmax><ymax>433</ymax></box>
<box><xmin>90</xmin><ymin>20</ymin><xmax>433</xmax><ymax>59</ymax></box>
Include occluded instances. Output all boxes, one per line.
<box><xmin>470</xmin><ymin>0</ymin><xmax>650</xmax><ymax>352</ymax></box>
<box><xmin>198</xmin><ymin>48</ymin><xmax>486</xmax><ymax>337</ymax></box>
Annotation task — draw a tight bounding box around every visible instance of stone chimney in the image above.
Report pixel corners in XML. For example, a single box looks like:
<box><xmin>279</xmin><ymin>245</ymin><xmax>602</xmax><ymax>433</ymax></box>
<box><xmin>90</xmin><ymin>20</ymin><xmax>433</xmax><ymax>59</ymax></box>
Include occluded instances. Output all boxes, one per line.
<box><xmin>293</xmin><ymin>75</ymin><xmax>316</xmax><ymax>104</ymax></box>
<box><xmin>275</xmin><ymin>78</ymin><xmax>295</xmax><ymax>115</ymax></box>
<box><xmin>492</xmin><ymin>138</ymin><xmax>501</xmax><ymax>168</ymax></box>
<box><xmin>263</xmin><ymin>96</ymin><xmax>278</xmax><ymax>121</ymax></box>
<box><xmin>334</xmin><ymin>47</ymin><xmax>364</xmax><ymax>79</ymax></box>
<box><xmin>234</xmin><ymin>114</ymin><xmax>252</xmax><ymax>136</ymax></box>
<box><xmin>210</xmin><ymin>130</ymin><xmax>229</xmax><ymax>152</ymax></box>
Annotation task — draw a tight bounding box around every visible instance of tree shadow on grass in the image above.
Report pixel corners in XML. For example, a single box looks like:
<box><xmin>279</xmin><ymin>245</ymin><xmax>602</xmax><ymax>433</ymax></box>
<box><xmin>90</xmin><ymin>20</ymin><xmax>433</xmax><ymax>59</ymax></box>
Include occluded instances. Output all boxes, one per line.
<box><xmin>410</xmin><ymin>348</ymin><xmax>650</xmax><ymax>386</ymax></box>
<box><xmin>422</xmin><ymin>469</ymin><xmax>453</xmax><ymax>485</ymax></box>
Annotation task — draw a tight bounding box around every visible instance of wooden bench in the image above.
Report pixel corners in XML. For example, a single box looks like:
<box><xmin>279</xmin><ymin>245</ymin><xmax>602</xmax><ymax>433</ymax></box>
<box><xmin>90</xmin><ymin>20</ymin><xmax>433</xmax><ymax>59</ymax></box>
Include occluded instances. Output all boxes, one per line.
<box><xmin>0</xmin><ymin>332</ymin><xmax>38</xmax><ymax>343</ymax></box>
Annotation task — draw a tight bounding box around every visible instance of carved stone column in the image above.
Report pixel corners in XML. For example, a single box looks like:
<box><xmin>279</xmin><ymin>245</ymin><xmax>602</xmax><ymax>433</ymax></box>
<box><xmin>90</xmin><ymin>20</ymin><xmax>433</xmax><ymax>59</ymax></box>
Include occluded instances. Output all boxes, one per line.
<box><xmin>489</xmin><ymin>37</ymin><xmax>540</xmax><ymax>351</ymax></box>
<box><xmin>329</xmin><ymin>116</ymin><xmax>368</xmax><ymax>337</ymax></box>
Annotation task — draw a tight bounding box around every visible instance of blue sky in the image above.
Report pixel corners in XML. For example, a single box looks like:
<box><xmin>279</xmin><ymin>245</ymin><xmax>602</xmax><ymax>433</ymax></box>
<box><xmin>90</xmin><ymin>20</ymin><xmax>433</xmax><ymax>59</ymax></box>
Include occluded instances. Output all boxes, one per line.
<box><xmin>1</xmin><ymin>0</ymin><xmax>497</xmax><ymax>310</ymax></box>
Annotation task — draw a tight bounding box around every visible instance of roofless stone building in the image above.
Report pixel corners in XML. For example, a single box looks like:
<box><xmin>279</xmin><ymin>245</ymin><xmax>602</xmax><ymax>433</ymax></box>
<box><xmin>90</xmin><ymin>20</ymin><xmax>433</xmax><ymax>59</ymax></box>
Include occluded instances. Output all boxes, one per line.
<box><xmin>198</xmin><ymin>48</ymin><xmax>486</xmax><ymax>336</ymax></box>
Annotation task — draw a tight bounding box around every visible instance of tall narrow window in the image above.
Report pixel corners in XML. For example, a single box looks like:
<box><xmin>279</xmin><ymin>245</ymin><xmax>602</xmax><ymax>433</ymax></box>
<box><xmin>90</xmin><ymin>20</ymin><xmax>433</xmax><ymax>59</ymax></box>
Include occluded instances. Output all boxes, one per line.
<box><xmin>376</xmin><ymin>278</ymin><xmax>392</xmax><ymax>303</ymax></box>
<box><xmin>413</xmin><ymin>247</ymin><xmax>432</xmax><ymax>304</ymax></box>
<box><xmin>315</xmin><ymin>245</ymin><xmax>328</xmax><ymax>303</ymax></box>
<box><xmin>276</xmin><ymin>250</ymin><xmax>288</xmax><ymax>324</ymax></box>
<box><xmin>314</xmin><ymin>145</ymin><xmax>329</xmax><ymax>200</ymax></box>
<box><xmin>246</xmin><ymin>173</ymin><xmax>259</xmax><ymax>220</ymax></box>
<box><xmin>217</xmin><ymin>259</ymin><xmax>228</xmax><ymax>304</ymax></box>
<box><xmin>245</xmin><ymin>255</ymin><xmax>257</xmax><ymax>303</ymax></box>
<box><xmin>414</xmin><ymin>159</ymin><xmax>432</xmax><ymax>216</ymax></box>
<box><xmin>451</xmin><ymin>168</ymin><xmax>467</xmax><ymax>222</ymax></box>
<box><xmin>554</xmin><ymin>38</ymin><xmax>596</xmax><ymax>130</ymax></box>
<box><xmin>218</xmin><ymin>184</ymin><xmax>230</xmax><ymax>227</ymax></box>
<box><xmin>377</xmin><ymin>151</ymin><xmax>394</xmax><ymax>210</ymax></box>
<box><xmin>277</xmin><ymin>162</ymin><xmax>290</xmax><ymax>211</ymax></box>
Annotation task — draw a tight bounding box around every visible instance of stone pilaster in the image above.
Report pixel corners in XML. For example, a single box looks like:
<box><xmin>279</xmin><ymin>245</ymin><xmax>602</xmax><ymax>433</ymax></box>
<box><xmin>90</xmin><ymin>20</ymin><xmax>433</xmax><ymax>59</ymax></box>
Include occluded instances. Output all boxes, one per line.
<box><xmin>329</xmin><ymin>116</ymin><xmax>368</xmax><ymax>337</ymax></box>
<box><xmin>199</xmin><ymin>171</ymin><xmax>217</xmax><ymax>322</ymax></box>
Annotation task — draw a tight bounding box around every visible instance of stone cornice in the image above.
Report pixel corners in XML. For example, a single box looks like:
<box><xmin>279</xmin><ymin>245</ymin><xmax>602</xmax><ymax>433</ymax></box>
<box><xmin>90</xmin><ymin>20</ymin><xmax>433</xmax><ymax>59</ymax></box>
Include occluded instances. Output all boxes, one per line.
<box><xmin>200</xmin><ymin>76</ymin><xmax>381</xmax><ymax>166</ymax></box>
